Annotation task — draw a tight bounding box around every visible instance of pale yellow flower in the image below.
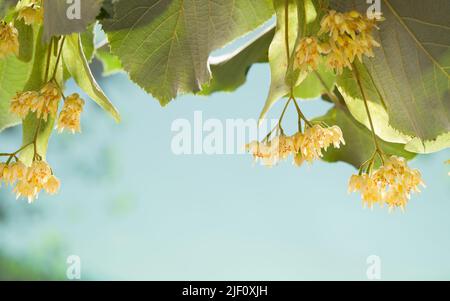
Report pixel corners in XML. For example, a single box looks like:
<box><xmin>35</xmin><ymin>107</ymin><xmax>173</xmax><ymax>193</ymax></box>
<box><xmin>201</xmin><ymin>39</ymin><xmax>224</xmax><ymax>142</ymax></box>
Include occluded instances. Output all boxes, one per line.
<box><xmin>17</xmin><ymin>4</ymin><xmax>43</xmax><ymax>25</ymax></box>
<box><xmin>26</xmin><ymin>160</ymin><xmax>52</xmax><ymax>188</ymax></box>
<box><xmin>319</xmin><ymin>10</ymin><xmax>381</xmax><ymax>74</ymax></box>
<box><xmin>31</xmin><ymin>82</ymin><xmax>61</xmax><ymax>121</ymax></box>
<box><xmin>10</xmin><ymin>91</ymin><xmax>39</xmax><ymax>119</ymax></box>
<box><xmin>349</xmin><ymin>155</ymin><xmax>425</xmax><ymax>210</ymax></box>
<box><xmin>0</xmin><ymin>22</ymin><xmax>19</xmax><ymax>58</ymax></box>
<box><xmin>246</xmin><ymin>134</ymin><xmax>298</xmax><ymax>167</ymax></box>
<box><xmin>300</xmin><ymin>125</ymin><xmax>345</xmax><ymax>163</ymax></box>
<box><xmin>0</xmin><ymin>162</ymin><xmax>7</xmax><ymax>185</ymax></box>
<box><xmin>2</xmin><ymin>161</ymin><xmax>27</xmax><ymax>185</ymax></box>
<box><xmin>56</xmin><ymin>93</ymin><xmax>85</xmax><ymax>133</ymax></box>
<box><xmin>14</xmin><ymin>179</ymin><xmax>38</xmax><ymax>203</ymax></box>
<box><xmin>294</xmin><ymin>37</ymin><xmax>321</xmax><ymax>74</ymax></box>
<box><xmin>44</xmin><ymin>175</ymin><xmax>60</xmax><ymax>195</ymax></box>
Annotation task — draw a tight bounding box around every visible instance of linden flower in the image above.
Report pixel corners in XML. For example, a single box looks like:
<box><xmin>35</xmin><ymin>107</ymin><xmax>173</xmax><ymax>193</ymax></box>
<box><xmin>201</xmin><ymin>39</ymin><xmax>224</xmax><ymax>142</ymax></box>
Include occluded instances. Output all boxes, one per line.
<box><xmin>10</xmin><ymin>91</ymin><xmax>39</xmax><ymax>119</ymax></box>
<box><xmin>11</xmin><ymin>161</ymin><xmax>61</xmax><ymax>203</ymax></box>
<box><xmin>0</xmin><ymin>22</ymin><xmax>19</xmax><ymax>58</ymax></box>
<box><xmin>57</xmin><ymin>93</ymin><xmax>85</xmax><ymax>134</ymax></box>
<box><xmin>2</xmin><ymin>161</ymin><xmax>27</xmax><ymax>185</ymax></box>
<box><xmin>294</xmin><ymin>37</ymin><xmax>321</xmax><ymax>73</ymax></box>
<box><xmin>44</xmin><ymin>175</ymin><xmax>60</xmax><ymax>195</ymax></box>
<box><xmin>0</xmin><ymin>162</ymin><xmax>7</xmax><ymax>185</ymax></box>
<box><xmin>26</xmin><ymin>160</ymin><xmax>52</xmax><ymax>188</ymax></box>
<box><xmin>13</xmin><ymin>180</ymin><xmax>38</xmax><ymax>203</ymax></box>
<box><xmin>319</xmin><ymin>10</ymin><xmax>381</xmax><ymax>74</ymax></box>
<box><xmin>348</xmin><ymin>174</ymin><xmax>382</xmax><ymax>208</ymax></box>
<box><xmin>349</xmin><ymin>156</ymin><xmax>425</xmax><ymax>210</ymax></box>
<box><xmin>300</xmin><ymin>125</ymin><xmax>345</xmax><ymax>163</ymax></box>
<box><xmin>246</xmin><ymin>134</ymin><xmax>297</xmax><ymax>167</ymax></box>
<box><xmin>31</xmin><ymin>82</ymin><xmax>61</xmax><ymax>121</ymax></box>
<box><xmin>17</xmin><ymin>4</ymin><xmax>44</xmax><ymax>25</ymax></box>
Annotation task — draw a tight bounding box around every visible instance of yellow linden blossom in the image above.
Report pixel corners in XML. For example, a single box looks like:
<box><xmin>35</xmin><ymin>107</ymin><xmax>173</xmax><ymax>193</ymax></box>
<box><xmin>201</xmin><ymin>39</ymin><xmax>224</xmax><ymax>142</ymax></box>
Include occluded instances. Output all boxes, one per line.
<box><xmin>319</xmin><ymin>10</ymin><xmax>381</xmax><ymax>74</ymax></box>
<box><xmin>44</xmin><ymin>175</ymin><xmax>60</xmax><ymax>195</ymax></box>
<box><xmin>0</xmin><ymin>162</ymin><xmax>7</xmax><ymax>186</ymax></box>
<box><xmin>13</xmin><ymin>160</ymin><xmax>60</xmax><ymax>203</ymax></box>
<box><xmin>2</xmin><ymin>161</ymin><xmax>27</xmax><ymax>185</ymax></box>
<box><xmin>349</xmin><ymin>156</ymin><xmax>425</xmax><ymax>211</ymax></box>
<box><xmin>348</xmin><ymin>174</ymin><xmax>382</xmax><ymax>209</ymax></box>
<box><xmin>0</xmin><ymin>21</ymin><xmax>19</xmax><ymax>58</ymax></box>
<box><xmin>57</xmin><ymin>93</ymin><xmax>85</xmax><ymax>134</ymax></box>
<box><xmin>294</xmin><ymin>37</ymin><xmax>321</xmax><ymax>74</ymax></box>
<box><xmin>246</xmin><ymin>134</ymin><xmax>297</xmax><ymax>167</ymax></box>
<box><xmin>246</xmin><ymin>126</ymin><xmax>344</xmax><ymax>167</ymax></box>
<box><xmin>17</xmin><ymin>3</ymin><xmax>44</xmax><ymax>25</ymax></box>
<box><xmin>31</xmin><ymin>81</ymin><xmax>61</xmax><ymax>121</ymax></box>
<box><xmin>10</xmin><ymin>91</ymin><xmax>39</xmax><ymax>119</ymax></box>
<box><xmin>299</xmin><ymin>125</ymin><xmax>345</xmax><ymax>163</ymax></box>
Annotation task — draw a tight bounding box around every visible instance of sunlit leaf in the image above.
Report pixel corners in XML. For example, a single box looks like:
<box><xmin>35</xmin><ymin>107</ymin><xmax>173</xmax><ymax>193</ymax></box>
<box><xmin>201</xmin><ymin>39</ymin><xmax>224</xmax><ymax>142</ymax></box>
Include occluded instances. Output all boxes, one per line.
<box><xmin>200</xmin><ymin>25</ymin><xmax>275</xmax><ymax>95</ymax></box>
<box><xmin>63</xmin><ymin>33</ymin><xmax>120</xmax><ymax>122</ymax></box>
<box><xmin>102</xmin><ymin>0</ymin><xmax>274</xmax><ymax>105</ymax></box>
<box><xmin>316</xmin><ymin>106</ymin><xmax>416</xmax><ymax>169</ymax></box>
<box><xmin>331</xmin><ymin>0</ymin><xmax>450</xmax><ymax>153</ymax></box>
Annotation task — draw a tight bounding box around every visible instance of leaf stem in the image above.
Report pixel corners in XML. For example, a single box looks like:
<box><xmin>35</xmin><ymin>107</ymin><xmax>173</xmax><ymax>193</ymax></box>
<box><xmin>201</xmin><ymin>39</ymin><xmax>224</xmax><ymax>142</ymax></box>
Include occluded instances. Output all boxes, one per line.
<box><xmin>352</xmin><ymin>63</ymin><xmax>384</xmax><ymax>163</ymax></box>
<box><xmin>284</xmin><ymin>0</ymin><xmax>290</xmax><ymax>64</ymax></box>
<box><xmin>50</xmin><ymin>36</ymin><xmax>66</xmax><ymax>81</ymax></box>
<box><xmin>44</xmin><ymin>38</ymin><xmax>53</xmax><ymax>82</ymax></box>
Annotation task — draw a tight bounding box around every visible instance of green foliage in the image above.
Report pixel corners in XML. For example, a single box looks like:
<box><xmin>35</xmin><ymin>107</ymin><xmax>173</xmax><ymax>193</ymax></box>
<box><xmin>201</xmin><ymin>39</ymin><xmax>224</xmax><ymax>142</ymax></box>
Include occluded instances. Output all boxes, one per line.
<box><xmin>200</xmin><ymin>26</ymin><xmax>275</xmax><ymax>95</ymax></box>
<box><xmin>43</xmin><ymin>0</ymin><xmax>103</xmax><ymax>41</ymax></box>
<box><xmin>0</xmin><ymin>0</ymin><xmax>449</xmax><ymax>174</ymax></box>
<box><xmin>102</xmin><ymin>0</ymin><xmax>274</xmax><ymax>105</ymax></box>
<box><xmin>62</xmin><ymin>33</ymin><xmax>120</xmax><ymax>122</ymax></box>
<box><xmin>316</xmin><ymin>106</ymin><xmax>415</xmax><ymax>169</ymax></box>
<box><xmin>259</xmin><ymin>0</ymin><xmax>299</xmax><ymax>121</ymax></box>
<box><xmin>20</xmin><ymin>28</ymin><xmax>63</xmax><ymax>164</ymax></box>
<box><xmin>331</xmin><ymin>0</ymin><xmax>450</xmax><ymax>153</ymax></box>
<box><xmin>95</xmin><ymin>46</ymin><xmax>123</xmax><ymax>77</ymax></box>
<box><xmin>0</xmin><ymin>0</ymin><xmax>17</xmax><ymax>18</ymax></box>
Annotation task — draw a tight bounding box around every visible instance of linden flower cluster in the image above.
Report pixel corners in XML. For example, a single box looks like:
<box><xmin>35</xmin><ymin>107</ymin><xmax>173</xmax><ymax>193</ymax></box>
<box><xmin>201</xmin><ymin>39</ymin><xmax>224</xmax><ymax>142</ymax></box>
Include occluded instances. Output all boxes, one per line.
<box><xmin>348</xmin><ymin>156</ymin><xmax>425</xmax><ymax>210</ymax></box>
<box><xmin>17</xmin><ymin>1</ymin><xmax>43</xmax><ymax>25</ymax></box>
<box><xmin>319</xmin><ymin>10</ymin><xmax>381</xmax><ymax>74</ymax></box>
<box><xmin>0</xmin><ymin>160</ymin><xmax>60</xmax><ymax>203</ymax></box>
<box><xmin>0</xmin><ymin>21</ymin><xmax>19</xmax><ymax>58</ymax></box>
<box><xmin>10</xmin><ymin>82</ymin><xmax>85</xmax><ymax>133</ymax></box>
<box><xmin>246</xmin><ymin>125</ymin><xmax>345</xmax><ymax>167</ymax></box>
<box><xmin>294</xmin><ymin>10</ymin><xmax>381</xmax><ymax>75</ymax></box>
<box><xmin>57</xmin><ymin>93</ymin><xmax>85</xmax><ymax>133</ymax></box>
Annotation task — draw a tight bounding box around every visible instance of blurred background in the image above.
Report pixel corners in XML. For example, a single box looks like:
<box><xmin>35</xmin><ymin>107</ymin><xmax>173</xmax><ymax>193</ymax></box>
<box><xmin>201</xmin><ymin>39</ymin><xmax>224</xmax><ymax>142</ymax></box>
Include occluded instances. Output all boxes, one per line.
<box><xmin>0</xmin><ymin>26</ymin><xmax>449</xmax><ymax>280</ymax></box>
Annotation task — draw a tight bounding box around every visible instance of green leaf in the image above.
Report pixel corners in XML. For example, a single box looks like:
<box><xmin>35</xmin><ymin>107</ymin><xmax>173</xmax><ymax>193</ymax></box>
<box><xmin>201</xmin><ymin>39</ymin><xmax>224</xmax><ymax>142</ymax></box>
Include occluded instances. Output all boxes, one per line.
<box><xmin>63</xmin><ymin>33</ymin><xmax>120</xmax><ymax>122</ymax></box>
<box><xmin>258</xmin><ymin>0</ymin><xmax>299</xmax><ymax>121</ymax></box>
<box><xmin>0</xmin><ymin>56</ymin><xmax>30</xmax><ymax>131</ymax></box>
<box><xmin>0</xmin><ymin>21</ymin><xmax>35</xmax><ymax>132</ymax></box>
<box><xmin>16</xmin><ymin>18</ymin><xmax>34</xmax><ymax>62</ymax></box>
<box><xmin>102</xmin><ymin>0</ymin><xmax>274</xmax><ymax>105</ymax></box>
<box><xmin>330</xmin><ymin>0</ymin><xmax>450</xmax><ymax>153</ymax></box>
<box><xmin>43</xmin><ymin>0</ymin><xmax>103</xmax><ymax>41</ymax></box>
<box><xmin>95</xmin><ymin>46</ymin><xmax>123</xmax><ymax>77</ymax></box>
<box><xmin>316</xmin><ymin>106</ymin><xmax>416</xmax><ymax>169</ymax></box>
<box><xmin>20</xmin><ymin>28</ymin><xmax>64</xmax><ymax>164</ymax></box>
<box><xmin>200</xmin><ymin>25</ymin><xmax>275</xmax><ymax>95</ymax></box>
<box><xmin>0</xmin><ymin>0</ymin><xmax>17</xmax><ymax>18</ymax></box>
<box><xmin>292</xmin><ymin>60</ymin><xmax>335</xmax><ymax>99</ymax></box>
<box><xmin>81</xmin><ymin>24</ymin><xmax>95</xmax><ymax>63</ymax></box>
